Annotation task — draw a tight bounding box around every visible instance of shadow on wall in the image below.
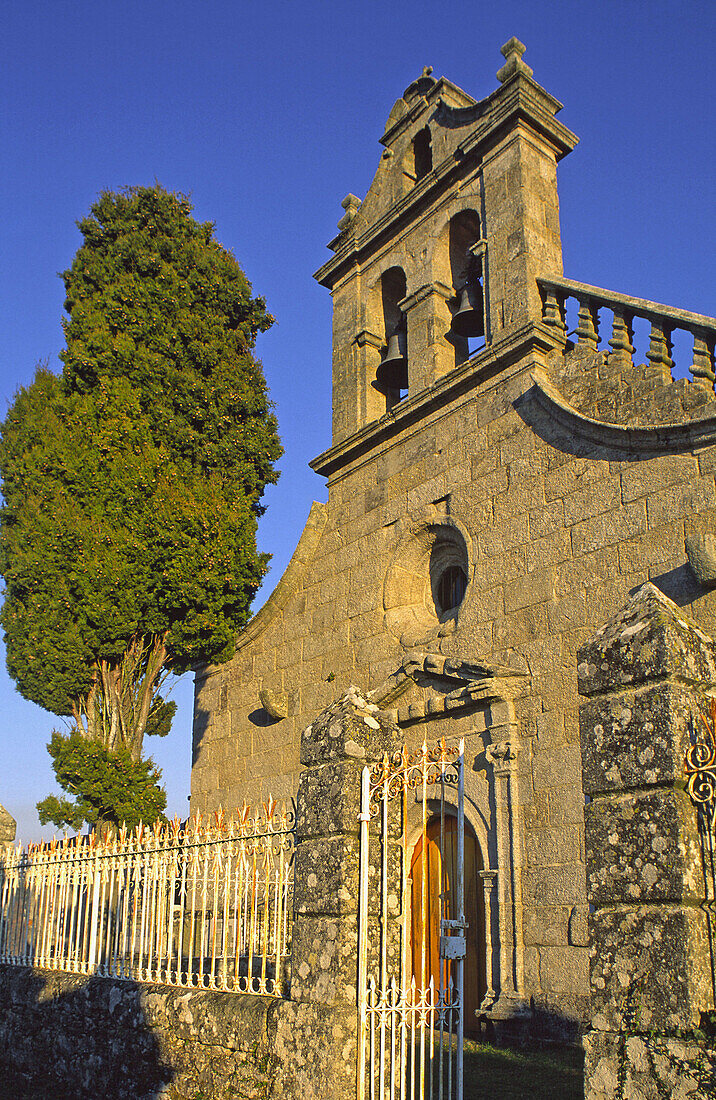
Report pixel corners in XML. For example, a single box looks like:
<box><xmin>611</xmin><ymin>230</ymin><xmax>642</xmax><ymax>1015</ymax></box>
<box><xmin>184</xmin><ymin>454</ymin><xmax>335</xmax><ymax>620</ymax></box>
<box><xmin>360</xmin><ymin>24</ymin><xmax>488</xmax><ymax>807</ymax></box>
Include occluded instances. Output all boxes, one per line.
<box><xmin>192</xmin><ymin>706</ymin><xmax>210</xmax><ymax>765</ymax></box>
<box><xmin>472</xmin><ymin>997</ymin><xmax>589</xmax><ymax>1047</ymax></box>
<box><xmin>643</xmin><ymin>563</ymin><xmax>702</xmax><ymax>607</ymax></box>
<box><xmin>0</xmin><ymin>968</ymin><xmax>173</xmax><ymax>1100</ymax></box>
<box><xmin>525</xmin><ymin>999</ymin><xmax>590</xmax><ymax>1045</ymax></box>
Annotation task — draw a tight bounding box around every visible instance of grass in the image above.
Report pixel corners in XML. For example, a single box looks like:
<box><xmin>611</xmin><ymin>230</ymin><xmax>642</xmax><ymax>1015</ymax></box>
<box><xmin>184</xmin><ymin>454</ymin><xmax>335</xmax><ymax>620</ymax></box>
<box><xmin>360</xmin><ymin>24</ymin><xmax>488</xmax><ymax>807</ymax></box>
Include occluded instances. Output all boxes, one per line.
<box><xmin>463</xmin><ymin>1038</ymin><xmax>584</xmax><ymax>1100</ymax></box>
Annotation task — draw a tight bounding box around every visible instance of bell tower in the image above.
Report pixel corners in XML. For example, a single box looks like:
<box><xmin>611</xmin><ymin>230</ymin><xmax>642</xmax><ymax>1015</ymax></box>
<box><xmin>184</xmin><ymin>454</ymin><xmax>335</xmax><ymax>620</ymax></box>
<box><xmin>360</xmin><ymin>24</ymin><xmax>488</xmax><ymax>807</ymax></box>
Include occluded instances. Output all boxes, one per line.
<box><xmin>313</xmin><ymin>39</ymin><xmax>578</xmax><ymax>452</ymax></box>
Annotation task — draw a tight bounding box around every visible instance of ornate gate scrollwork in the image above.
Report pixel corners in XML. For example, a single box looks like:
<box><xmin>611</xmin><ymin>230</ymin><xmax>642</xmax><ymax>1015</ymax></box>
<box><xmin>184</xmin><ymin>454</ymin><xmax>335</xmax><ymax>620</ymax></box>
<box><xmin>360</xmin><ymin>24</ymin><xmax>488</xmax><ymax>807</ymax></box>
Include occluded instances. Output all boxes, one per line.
<box><xmin>684</xmin><ymin>698</ymin><xmax>716</xmax><ymax>999</ymax></box>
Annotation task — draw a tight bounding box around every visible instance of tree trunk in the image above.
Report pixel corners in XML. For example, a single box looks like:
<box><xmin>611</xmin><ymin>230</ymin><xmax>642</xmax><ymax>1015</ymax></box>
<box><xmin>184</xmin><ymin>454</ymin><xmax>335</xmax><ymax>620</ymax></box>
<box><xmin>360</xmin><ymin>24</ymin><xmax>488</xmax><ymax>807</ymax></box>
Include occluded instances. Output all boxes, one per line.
<box><xmin>73</xmin><ymin>634</ymin><xmax>169</xmax><ymax>761</ymax></box>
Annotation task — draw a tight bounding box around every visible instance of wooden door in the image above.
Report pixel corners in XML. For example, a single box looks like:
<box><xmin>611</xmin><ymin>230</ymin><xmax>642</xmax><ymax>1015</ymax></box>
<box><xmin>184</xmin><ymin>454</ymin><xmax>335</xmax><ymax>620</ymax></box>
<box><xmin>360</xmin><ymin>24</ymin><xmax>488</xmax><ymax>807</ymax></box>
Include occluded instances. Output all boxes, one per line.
<box><xmin>410</xmin><ymin>818</ymin><xmax>485</xmax><ymax>1036</ymax></box>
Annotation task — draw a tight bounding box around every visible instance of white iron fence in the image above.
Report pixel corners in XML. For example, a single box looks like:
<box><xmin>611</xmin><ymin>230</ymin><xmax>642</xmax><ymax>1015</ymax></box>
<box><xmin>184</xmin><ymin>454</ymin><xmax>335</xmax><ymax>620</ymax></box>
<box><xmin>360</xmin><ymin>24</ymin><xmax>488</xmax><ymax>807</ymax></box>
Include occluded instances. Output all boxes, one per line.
<box><xmin>358</xmin><ymin>738</ymin><xmax>465</xmax><ymax>1100</ymax></box>
<box><xmin>0</xmin><ymin>802</ymin><xmax>294</xmax><ymax>995</ymax></box>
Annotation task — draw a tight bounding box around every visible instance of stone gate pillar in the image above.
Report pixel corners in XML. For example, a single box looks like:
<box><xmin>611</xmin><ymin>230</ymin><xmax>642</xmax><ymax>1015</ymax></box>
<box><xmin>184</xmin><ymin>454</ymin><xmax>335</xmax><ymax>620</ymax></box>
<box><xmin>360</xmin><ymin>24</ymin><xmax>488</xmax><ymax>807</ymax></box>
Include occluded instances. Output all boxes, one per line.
<box><xmin>578</xmin><ymin>582</ymin><xmax>716</xmax><ymax>1098</ymax></box>
<box><xmin>278</xmin><ymin>688</ymin><xmax>398</xmax><ymax>1100</ymax></box>
<box><xmin>0</xmin><ymin>804</ymin><xmax>16</xmax><ymax>849</ymax></box>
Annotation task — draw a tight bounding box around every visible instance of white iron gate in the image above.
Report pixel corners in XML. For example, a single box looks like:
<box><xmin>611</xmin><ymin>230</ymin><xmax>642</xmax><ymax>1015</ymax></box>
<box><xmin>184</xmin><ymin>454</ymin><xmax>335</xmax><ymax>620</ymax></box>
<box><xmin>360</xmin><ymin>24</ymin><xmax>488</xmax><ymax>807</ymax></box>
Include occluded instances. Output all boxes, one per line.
<box><xmin>357</xmin><ymin>738</ymin><xmax>465</xmax><ymax>1100</ymax></box>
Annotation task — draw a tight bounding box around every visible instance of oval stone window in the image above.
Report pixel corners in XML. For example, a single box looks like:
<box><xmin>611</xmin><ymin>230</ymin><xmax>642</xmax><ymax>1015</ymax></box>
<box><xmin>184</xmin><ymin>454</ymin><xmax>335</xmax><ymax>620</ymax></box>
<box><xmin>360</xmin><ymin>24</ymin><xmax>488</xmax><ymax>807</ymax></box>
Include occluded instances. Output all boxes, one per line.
<box><xmin>436</xmin><ymin>564</ymin><xmax>468</xmax><ymax>618</ymax></box>
<box><xmin>384</xmin><ymin>517</ymin><xmax>471</xmax><ymax>646</ymax></box>
<box><xmin>429</xmin><ymin>527</ymin><xmax>469</xmax><ymax>622</ymax></box>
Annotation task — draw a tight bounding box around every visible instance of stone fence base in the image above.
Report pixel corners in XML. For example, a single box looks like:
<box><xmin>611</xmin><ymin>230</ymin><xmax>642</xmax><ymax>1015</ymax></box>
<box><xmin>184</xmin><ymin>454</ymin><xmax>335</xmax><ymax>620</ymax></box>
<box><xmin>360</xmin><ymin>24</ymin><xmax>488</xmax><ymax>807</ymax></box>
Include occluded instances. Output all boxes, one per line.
<box><xmin>0</xmin><ymin>965</ymin><xmax>355</xmax><ymax>1100</ymax></box>
<box><xmin>584</xmin><ymin>1030</ymin><xmax>715</xmax><ymax>1099</ymax></box>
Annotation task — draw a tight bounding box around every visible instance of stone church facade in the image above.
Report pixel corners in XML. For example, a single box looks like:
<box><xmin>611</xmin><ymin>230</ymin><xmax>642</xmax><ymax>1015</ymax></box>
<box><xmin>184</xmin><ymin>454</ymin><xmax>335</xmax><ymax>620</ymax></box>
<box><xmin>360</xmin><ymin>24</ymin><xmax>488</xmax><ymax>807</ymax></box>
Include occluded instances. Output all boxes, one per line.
<box><xmin>191</xmin><ymin>40</ymin><xmax>716</xmax><ymax>1033</ymax></box>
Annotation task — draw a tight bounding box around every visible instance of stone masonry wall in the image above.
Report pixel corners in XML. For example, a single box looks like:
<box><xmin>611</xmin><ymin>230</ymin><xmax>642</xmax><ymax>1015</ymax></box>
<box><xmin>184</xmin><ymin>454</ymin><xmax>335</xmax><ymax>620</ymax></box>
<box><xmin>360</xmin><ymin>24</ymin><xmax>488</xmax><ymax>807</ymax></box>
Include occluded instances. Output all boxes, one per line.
<box><xmin>578</xmin><ymin>582</ymin><xmax>716</xmax><ymax>1099</ymax></box>
<box><xmin>191</xmin><ymin>52</ymin><xmax>716</xmax><ymax>1032</ymax></box>
<box><xmin>0</xmin><ymin>966</ymin><xmax>355</xmax><ymax>1100</ymax></box>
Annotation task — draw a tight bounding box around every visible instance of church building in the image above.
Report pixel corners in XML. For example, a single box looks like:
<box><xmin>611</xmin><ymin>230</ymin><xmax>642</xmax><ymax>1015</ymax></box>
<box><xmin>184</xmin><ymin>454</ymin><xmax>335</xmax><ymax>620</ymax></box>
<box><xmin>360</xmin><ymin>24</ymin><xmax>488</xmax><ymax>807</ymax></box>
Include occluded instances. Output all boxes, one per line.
<box><xmin>191</xmin><ymin>40</ymin><xmax>716</xmax><ymax>1034</ymax></box>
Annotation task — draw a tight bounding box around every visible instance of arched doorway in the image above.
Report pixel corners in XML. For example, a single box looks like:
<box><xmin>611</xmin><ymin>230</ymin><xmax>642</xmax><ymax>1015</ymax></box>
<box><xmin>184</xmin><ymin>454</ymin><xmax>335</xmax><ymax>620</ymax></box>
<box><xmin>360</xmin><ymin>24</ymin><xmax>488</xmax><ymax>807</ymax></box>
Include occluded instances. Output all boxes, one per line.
<box><xmin>410</xmin><ymin>817</ymin><xmax>486</xmax><ymax>1037</ymax></box>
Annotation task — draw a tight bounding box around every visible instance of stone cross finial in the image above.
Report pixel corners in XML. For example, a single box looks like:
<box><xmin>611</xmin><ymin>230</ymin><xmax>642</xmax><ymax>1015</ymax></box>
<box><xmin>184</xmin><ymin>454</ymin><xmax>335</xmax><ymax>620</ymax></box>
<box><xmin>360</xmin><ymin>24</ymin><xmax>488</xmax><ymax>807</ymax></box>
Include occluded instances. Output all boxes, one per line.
<box><xmin>497</xmin><ymin>37</ymin><xmax>533</xmax><ymax>83</ymax></box>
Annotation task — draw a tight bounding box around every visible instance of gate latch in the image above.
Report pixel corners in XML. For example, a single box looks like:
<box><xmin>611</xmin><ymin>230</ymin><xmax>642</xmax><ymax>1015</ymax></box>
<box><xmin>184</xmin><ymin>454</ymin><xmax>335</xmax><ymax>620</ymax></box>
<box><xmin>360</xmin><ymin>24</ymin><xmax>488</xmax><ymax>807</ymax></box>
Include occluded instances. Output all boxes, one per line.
<box><xmin>439</xmin><ymin>935</ymin><xmax>466</xmax><ymax>961</ymax></box>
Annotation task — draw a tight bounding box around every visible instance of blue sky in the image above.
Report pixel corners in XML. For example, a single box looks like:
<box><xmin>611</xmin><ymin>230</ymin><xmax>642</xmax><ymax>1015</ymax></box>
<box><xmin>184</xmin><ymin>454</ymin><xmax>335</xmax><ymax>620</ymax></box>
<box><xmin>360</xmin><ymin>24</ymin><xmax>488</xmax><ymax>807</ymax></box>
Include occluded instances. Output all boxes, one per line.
<box><xmin>2</xmin><ymin>0</ymin><xmax>714</xmax><ymax>842</ymax></box>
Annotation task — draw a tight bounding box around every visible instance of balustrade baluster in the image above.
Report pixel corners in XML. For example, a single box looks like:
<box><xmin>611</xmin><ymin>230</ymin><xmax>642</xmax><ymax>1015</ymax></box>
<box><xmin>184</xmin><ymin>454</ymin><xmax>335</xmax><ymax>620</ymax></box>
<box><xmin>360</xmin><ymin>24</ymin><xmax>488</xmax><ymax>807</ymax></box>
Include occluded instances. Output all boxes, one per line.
<box><xmin>646</xmin><ymin>320</ymin><xmax>674</xmax><ymax>382</ymax></box>
<box><xmin>537</xmin><ymin>276</ymin><xmax>716</xmax><ymax>398</ymax></box>
<box><xmin>608</xmin><ymin>308</ymin><xmax>635</xmax><ymax>365</ymax></box>
<box><xmin>690</xmin><ymin>331</ymin><xmax>716</xmax><ymax>392</ymax></box>
<box><xmin>541</xmin><ymin>288</ymin><xmax>566</xmax><ymax>336</ymax></box>
<box><xmin>576</xmin><ymin>297</ymin><xmax>599</xmax><ymax>349</ymax></box>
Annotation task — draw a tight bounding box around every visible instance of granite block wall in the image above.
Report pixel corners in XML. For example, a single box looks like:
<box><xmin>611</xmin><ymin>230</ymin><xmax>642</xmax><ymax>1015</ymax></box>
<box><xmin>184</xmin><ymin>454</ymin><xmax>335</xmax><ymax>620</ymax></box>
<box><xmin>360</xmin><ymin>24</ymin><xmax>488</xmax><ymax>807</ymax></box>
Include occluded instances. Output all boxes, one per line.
<box><xmin>191</xmin><ymin>45</ymin><xmax>716</xmax><ymax>1034</ymax></box>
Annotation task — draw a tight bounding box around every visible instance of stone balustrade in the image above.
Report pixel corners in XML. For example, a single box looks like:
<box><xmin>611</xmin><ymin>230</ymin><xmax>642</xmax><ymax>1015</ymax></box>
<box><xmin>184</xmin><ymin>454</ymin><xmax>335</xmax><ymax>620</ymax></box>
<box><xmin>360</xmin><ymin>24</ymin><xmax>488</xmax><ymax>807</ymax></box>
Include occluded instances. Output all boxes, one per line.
<box><xmin>538</xmin><ymin>275</ymin><xmax>716</xmax><ymax>390</ymax></box>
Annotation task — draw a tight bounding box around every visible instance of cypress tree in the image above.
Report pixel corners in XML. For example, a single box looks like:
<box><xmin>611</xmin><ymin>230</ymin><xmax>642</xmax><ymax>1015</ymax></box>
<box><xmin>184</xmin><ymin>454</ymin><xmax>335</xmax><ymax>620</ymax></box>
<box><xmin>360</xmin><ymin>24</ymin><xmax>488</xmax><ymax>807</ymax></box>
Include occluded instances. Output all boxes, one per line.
<box><xmin>0</xmin><ymin>186</ymin><xmax>282</xmax><ymax>828</ymax></box>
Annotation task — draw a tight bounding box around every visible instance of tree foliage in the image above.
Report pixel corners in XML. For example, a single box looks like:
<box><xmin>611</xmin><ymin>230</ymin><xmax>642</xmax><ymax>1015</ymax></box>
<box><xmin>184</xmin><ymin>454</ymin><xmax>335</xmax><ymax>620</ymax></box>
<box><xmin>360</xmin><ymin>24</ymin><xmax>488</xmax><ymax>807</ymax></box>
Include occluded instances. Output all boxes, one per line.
<box><xmin>37</xmin><ymin>730</ymin><xmax>166</xmax><ymax>831</ymax></box>
<box><xmin>0</xmin><ymin>186</ymin><xmax>282</xmax><ymax>823</ymax></box>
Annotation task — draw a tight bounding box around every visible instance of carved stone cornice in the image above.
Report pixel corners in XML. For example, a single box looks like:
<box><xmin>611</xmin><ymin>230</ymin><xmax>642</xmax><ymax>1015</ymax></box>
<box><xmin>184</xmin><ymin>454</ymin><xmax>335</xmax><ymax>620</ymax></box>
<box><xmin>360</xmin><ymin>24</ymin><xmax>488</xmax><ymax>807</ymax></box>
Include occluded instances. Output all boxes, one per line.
<box><xmin>353</xmin><ymin>329</ymin><xmax>383</xmax><ymax>350</ymax></box>
<box><xmin>369</xmin><ymin>653</ymin><xmax>526</xmax><ymax>726</ymax></box>
<box><xmin>310</xmin><ymin>324</ymin><xmax>563</xmax><ymax>480</ymax></box>
<box><xmin>530</xmin><ymin>368</ymin><xmax>716</xmax><ymax>453</ymax></box>
<box><xmin>399</xmin><ymin>281</ymin><xmax>453</xmax><ymax>312</ymax></box>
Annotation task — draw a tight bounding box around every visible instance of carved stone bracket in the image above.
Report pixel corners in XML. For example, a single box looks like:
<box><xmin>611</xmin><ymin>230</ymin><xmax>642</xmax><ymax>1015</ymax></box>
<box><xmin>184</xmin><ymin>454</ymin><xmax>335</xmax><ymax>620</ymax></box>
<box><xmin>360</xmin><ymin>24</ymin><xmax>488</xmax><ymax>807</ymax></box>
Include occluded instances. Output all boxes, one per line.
<box><xmin>685</xmin><ymin>533</ymin><xmax>716</xmax><ymax>588</ymax></box>
<box><xmin>259</xmin><ymin>688</ymin><xmax>296</xmax><ymax>720</ymax></box>
<box><xmin>353</xmin><ymin>329</ymin><xmax>383</xmax><ymax>350</ymax></box>
<box><xmin>485</xmin><ymin>740</ymin><xmax>518</xmax><ymax>776</ymax></box>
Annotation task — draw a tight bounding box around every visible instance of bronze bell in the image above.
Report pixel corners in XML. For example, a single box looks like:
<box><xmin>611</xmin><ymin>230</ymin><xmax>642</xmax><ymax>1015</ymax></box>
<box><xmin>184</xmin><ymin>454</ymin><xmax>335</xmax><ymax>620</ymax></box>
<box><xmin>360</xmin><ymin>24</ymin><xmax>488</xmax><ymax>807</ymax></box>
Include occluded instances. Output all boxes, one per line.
<box><xmin>374</xmin><ymin>328</ymin><xmax>408</xmax><ymax>394</ymax></box>
<box><xmin>451</xmin><ymin>279</ymin><xmax>485</xmax><ymax>339</ymax></box>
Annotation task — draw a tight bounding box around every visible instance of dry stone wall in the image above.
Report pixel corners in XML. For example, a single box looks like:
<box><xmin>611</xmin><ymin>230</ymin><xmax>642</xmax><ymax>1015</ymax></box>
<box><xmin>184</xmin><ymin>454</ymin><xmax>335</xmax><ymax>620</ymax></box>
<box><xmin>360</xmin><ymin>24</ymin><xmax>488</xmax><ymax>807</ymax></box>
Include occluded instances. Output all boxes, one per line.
<box><xmin>0</xmin><ymin>692</ymin><xmax>395</xmax><ymax>1100</ymax></box>
<box><xmin>0</xmin><ymin>967</ymin><xmax>362</xmax><ymax>1100</ymax></box>
<box><xmin>0</xmin><ymin>967</ymin><xmax>273</xmax><ymax>1099</ymax></box>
